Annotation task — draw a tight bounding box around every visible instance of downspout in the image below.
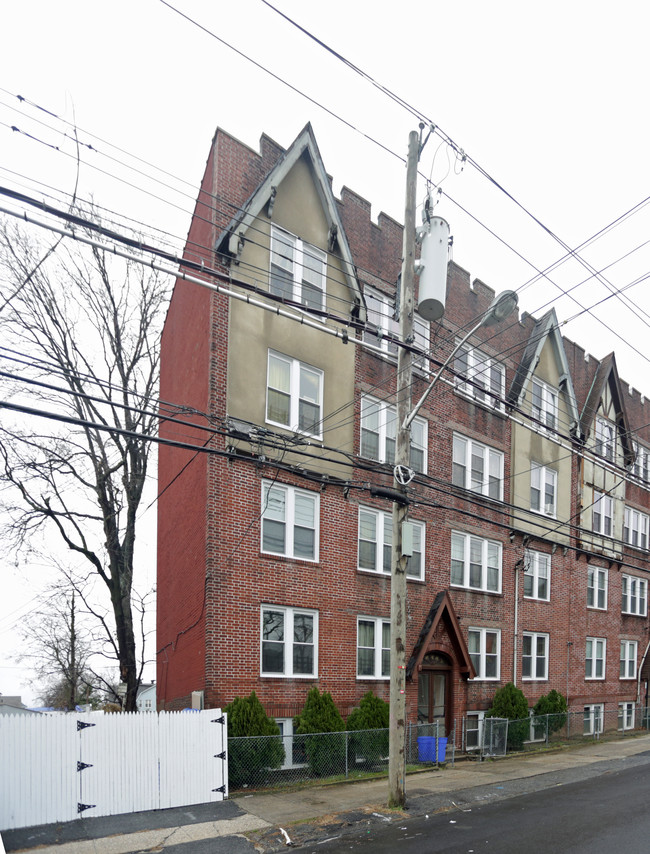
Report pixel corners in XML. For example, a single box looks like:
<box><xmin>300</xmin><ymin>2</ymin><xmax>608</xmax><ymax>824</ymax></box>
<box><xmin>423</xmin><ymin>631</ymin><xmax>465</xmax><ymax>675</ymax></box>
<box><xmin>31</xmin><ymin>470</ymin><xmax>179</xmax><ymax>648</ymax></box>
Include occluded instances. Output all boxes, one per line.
<box><xmin>513</xmin><ymin>561</ymin><xmax>520</xmax><ymax>685</ymax></box>
<box><xmin>636</xmin><ymin>638</ymin><xmax>650</xmax><ymax>705</ymax></box>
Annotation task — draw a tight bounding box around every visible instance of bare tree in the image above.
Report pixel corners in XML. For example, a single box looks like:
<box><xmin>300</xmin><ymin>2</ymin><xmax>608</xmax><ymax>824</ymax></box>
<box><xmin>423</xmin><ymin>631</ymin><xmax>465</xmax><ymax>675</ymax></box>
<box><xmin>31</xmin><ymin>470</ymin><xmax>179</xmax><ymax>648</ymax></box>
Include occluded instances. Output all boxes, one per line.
<box><xmin>18</xmin><ymin>583</ymin><xmax>114</xmax><ymax>709</ymax></box>
<box><xmin>0</xmin><ymin>217</ymin><xmax>169</xmax><ymax>710</ymax></box>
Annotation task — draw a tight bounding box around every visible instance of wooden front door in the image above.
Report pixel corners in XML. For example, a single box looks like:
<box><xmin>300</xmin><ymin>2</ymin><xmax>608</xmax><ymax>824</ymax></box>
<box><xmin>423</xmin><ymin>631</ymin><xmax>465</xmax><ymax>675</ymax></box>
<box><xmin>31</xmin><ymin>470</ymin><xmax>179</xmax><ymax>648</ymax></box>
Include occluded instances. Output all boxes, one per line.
<box><xmin>417</xmin><ymin>653</ymin><xmax>451</xmax><ymax>735</ymax></box>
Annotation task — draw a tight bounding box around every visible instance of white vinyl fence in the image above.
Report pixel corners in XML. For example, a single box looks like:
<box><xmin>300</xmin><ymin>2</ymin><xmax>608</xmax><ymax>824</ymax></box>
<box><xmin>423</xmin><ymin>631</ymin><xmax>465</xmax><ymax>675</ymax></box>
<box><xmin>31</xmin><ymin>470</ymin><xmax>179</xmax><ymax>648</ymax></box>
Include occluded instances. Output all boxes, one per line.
<box><xmin>0</xmin><ymin>710</ymin><xmax>227</xmax><ymax>831</ymax></box>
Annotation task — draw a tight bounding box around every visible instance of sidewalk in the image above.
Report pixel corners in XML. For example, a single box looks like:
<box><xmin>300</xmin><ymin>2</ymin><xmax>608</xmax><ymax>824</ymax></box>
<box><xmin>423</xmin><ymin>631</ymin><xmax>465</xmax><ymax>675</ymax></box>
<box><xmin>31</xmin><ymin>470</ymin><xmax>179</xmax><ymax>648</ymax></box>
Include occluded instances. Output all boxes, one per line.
<box><xmin>4</xmin><ymin>733</ymin><xmax>650</xmax><ymax>853</ymax></box>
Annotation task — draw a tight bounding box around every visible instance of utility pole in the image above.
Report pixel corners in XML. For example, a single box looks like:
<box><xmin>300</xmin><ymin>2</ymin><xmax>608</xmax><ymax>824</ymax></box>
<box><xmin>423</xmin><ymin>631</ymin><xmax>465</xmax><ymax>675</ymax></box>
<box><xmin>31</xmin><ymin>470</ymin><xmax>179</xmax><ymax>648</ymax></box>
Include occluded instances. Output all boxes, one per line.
<box><xmin>388</xmin><ymin>129</ymin><xmax>419</xmax><ymax>809</ymax></box>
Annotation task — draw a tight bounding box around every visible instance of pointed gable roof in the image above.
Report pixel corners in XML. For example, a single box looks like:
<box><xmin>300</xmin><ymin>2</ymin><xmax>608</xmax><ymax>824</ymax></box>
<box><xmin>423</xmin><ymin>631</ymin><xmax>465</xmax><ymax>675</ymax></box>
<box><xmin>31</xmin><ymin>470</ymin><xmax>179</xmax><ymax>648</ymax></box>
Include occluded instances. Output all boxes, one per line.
<box><xmin>508</xmin><ymin>308</ymin><xmax>580</xmax><ymax>436</ymax></box>
<box><xmin>215</xmin><ymin>123</ymin><xmax>362</xmax><ymax>316</ymax></box>
<box><xmin>580</xmin><ymin>352</ymin><xmax>635</xmax><ymax>466</ymax></box>
<box><xmin>406</xmin><ymin>590</ymin><xmax>475</xmax><ymax>680</ymax></box>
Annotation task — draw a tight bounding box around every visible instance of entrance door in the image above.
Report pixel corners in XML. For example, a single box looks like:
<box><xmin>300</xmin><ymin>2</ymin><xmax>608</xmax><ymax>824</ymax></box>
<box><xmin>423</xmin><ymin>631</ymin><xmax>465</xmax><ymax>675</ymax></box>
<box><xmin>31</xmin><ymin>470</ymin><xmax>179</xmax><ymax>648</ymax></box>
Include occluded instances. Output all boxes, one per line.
<box><xmin>417</xmin><ymin>653</ymin><xmax>451</xmax><ymax>735</ymax></box>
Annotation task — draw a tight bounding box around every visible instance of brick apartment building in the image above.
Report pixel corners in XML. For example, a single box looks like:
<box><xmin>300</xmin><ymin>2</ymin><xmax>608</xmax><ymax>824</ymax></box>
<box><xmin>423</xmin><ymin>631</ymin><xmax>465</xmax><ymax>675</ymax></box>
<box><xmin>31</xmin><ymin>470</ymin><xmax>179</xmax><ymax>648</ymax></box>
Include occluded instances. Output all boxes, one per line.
<box><xmin>157</xmin><ymin>123</ymin><xmax>650</xmax><ymax>747</ymax></box>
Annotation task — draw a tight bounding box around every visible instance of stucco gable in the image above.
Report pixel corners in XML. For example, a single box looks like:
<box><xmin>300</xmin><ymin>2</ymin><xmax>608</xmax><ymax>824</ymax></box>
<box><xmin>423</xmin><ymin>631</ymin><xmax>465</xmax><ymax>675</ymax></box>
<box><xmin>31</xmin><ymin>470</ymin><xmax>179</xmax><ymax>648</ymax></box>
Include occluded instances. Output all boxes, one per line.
<box><xmin>215</xmin><ymin>123</ymin><xmax>362</xmax><ymax>318</ymax></box>
<box><xmin>580</xmin><ymin>352</ymin><xmax>635</xmax><ymax>466</ymax></box>
<box><xmin>508</xmin><ymin>308</ymin><xmax>580</xmax><ymax>435</ymax></box>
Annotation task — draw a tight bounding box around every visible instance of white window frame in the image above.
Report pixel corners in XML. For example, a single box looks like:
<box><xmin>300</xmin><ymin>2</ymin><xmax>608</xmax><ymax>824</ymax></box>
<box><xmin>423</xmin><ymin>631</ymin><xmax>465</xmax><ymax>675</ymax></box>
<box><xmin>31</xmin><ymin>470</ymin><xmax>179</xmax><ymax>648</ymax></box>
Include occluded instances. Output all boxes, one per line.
<box><xmin>357</xmin><ymin>506</ymin><xmax>424</xmax><ymax>580</ymax></box>
<box><xmin>261</xmin><ymin>482</ymin><xmax>319</xmax><ymax>561</ymax></box>
<box><xmin>266</xmin><ymin>350</ymin><xmax>323</xmax><ymax>438</ymax></box>
<box><xmin>270</xmin><ymin>226</ymin><xmax>327</xmax><ymax>311</ymax></box>
<box><xmin>452</xmin><ymin>433</ymin><xmax>504</xmax><ymax>500</ymax></box>
<box><xmin>592</xmin><ymin>491</ymin><xmax>613</xmax><ymax>537</ymax></box>
<box><xmin>523</xmin><ymin>550</ymin><xmax>551</xmax><ymax>601</ymax></box>
<box><xmin>587</xmin><ymin>566</ymin><xmax>608</xmax><ymax>610</ymax></box>
<box><xmin>632</xmin><ymin>441</ymin><xmax>650</xmax><ymax>484</ymax></box>
<box><xmin>360</xmin><ymin>396</ymin><xmax>427</xmax><ymax>473</ymax></box>
<box><xmin>618</xmin><ymin>702</ymin><xmax>635</xmax><ymax>731</ymax></box>
<box><xmin>583</xmin><ymin>703</ymin><xmax>604</xmax><ymax>735</ymax></box>
<box><xmin>624</xmin><ymin>506</ymin><xmax>649</xmax><ymax>550</ymax></box>
<box><xmin>595</xmin><ymin>416</ymin><xmax>615</xmax><ymax>461</ymax></box>
<box><xmin>364</xmin><ymin>287</ymin><xmax>430</xmax><ymax>372</ymax></box>
<box><xmin>275</xmin><ymin>718</ymin><xmax>307</xmax><ymax>769</ymax></box>
<box><xmin>530</xmin><ymin>463</ymin><xmax>557</xmax><ymax>517</ymax></box>
<box><xmin>620</xmin><ymin>640</ymin><xmax>637</xmax><ymax>680</ymax></box>
<box><xmin>468</xmin><ymin>627</ymin><xmax>501</xmax><ymax>680</ymax></box>
<box><xmin>260</xmin><ymin>605</ymin><xmax>318</xmax><ymax>678</ymax></box>
<box><xmin>357</xmin><ymin>616</ymin><xmax>391</xmax><ymax>679</ymax></box>
<box><xmin>451</xmin><ymin>531</ymin><xmax>502</xmax><ymax>594</ymax></box>
<box><xmin>585</xmin><ymin>637</ymin><xmax>606</xmax><ymax>680</ymax></box>
<box><xmin>531</xmin><ymin>378</ymin><xmax>559</xmax><ymax>434</ymax></box>
<box><xmin>522</xmin><ymin>631</ymin><xmax>549</xmax><ymax>681</ymax></box>
<box><xmin>465</xmin><ymin>711</ymin><xmax>486</xmax><ymax>751</ymax></box>
<box><xmin>454</xmin><ymin>342</ymin><xmax>506</xmax><ymax>412</ymax></box>
<box><xmin>621</xmin><ymin>574</ymin><xmax>647</xmax><ymax>617</ymax></box>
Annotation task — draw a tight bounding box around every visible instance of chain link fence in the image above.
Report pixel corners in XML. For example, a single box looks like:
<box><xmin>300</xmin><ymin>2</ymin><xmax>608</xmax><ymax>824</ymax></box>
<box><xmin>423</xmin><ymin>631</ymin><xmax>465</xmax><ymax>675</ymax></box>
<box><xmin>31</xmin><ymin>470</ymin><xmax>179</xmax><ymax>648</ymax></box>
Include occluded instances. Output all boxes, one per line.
<box><xmin>228</xmin><ymin>722</ymin><xmax>448</xmax><ymax>791</ymax></box>
<box><xmin>460</xmin><ymin>705</ymin><xmax>650</xmax><ymax>759</ymax></box>
<box><xmin>228</xmin><ymin>707</ymin><xmax>650</xmax><ymax>791</ymax></box>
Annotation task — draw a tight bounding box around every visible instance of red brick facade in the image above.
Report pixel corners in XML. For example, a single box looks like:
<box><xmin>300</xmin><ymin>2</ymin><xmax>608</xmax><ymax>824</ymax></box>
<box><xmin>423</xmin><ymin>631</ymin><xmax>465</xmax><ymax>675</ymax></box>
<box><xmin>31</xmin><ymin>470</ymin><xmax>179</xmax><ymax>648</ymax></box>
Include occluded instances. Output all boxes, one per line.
<box><xmin>157</xmin><ymin>126</ymin><xmax>650</xmax><ymax>740</ymax></box>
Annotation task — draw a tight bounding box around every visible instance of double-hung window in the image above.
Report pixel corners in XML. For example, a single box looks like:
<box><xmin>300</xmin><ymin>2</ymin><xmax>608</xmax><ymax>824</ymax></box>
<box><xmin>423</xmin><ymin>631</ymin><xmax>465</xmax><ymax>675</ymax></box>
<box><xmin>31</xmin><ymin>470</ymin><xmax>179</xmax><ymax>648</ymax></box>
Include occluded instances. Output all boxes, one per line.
<box><xmin>452</xmin><ymin>434</ymin><xmax>504</xmax><ymax>500</ymax></box>
<box><xmin>618</xmin><ymin>702</ymin><xmax>635</xmax><ymax>731</ymax></box>
<box><xmin>270</xmin><ymin>226</ymin><xmax>326</xmax><ymax>311</ymax></box>
<box><xmin>585</xmin><ymin>637</ymin><xmax>606</xmax><ymax>679</ymax></box>
<box><xmin>357</xmin><ymin>506</ymin><xmax>424</xmax><ymax>580</ymax></box>
<box><xmin>360</xmin><ymin>396</ymin><xmax>427</xmax><ymax>472</ymax></box>
<box><xmin>621</xmin><ymin>575</ymin><xmax>647</xmax><ymax>616</ymax></box>
<box><xmin>583</xmin><ymin>704</ymin><xmax>604</xmax><ymax>735</ymax></box>
<box><xmin>267</xmin><ymin>351</ymin><xmax>323</xmax><ymax>437</ymax></box>
<box><xmin>357</xmin><ymin>617</ymin><xmax>390</xmax><ymax>678</ymax></box>
<box><xmin>364</xmin><ymin>288</ymin><xmax>430</xmax><ymax>372</ymax></box>
<box><xmin>261</xmin><ymin>605</ymin><xmax>318</xmax><ymax>677</ymax></box>
<box><xmin>632</xmin><ymin>441</ymin><xmax>650</xmax><ymax>483</ymax></box>
<box><xmin>454</xmin><ymin>343</ymin><xmax>505</xmax><ymax>411</ymax></box>
<box><xmin>530</xmin><ymin>463</ymin><xmax>557</xmax><ymax>517</ymax></box>
<box><xmin>595</xmin><ymin>417</ymin><xmax>614</xmax><ymax>461</ymax></box>
<box><xmin>261</xmin><ymin>482</ymin><xmax>319</xmax><ymax>561</ymax></box>
<box><xmin>623</xmin><ymin>507</ymin><xmax>649</xmax><ymax>550</ymax></box>
<box><xmin>468</xmin><ymin>627</ymin><xmax>500</xmax><ymax>680</ymax></box>
<box><xmin>522</xmin><ymin>632</ymin><xmax>549</xmax><ymax>680</ymax></box>
<box><xmin>531</xmin><ymin>378</ymin><xmax>559</xmax><ymax>433</ymax></box>
<box><xmin>620</xmin><ymin>640</ymin><xmax>637</xmax><ymax>679</ymax></box>
<box><xmin>451</xmin><ymin>531</ymin><xmax>501</xmax><ymax>593</ymax></box>
<box><xmin>592</xmin><ymin>491</ymin><xmax>613</xmax><ymax>537</ymax></box>
<box><xmin>587</xmin><ymin>566</ymin><xmax>607</xmax><ymax>609</ymax></box>
<box><xmin>524</xmin><ymin>550</ymin><xmax>550</xmax><ymax>600</ymax></box>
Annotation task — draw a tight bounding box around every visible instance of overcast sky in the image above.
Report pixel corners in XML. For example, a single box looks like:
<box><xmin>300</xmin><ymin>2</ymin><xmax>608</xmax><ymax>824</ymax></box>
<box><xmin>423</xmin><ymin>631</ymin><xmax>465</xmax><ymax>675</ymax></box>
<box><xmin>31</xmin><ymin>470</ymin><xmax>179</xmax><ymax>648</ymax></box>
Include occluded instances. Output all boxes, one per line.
<box><xmin>2</xmin><ymin>0</ymin><xmax>650</xmax><ymax>703</ymax></box>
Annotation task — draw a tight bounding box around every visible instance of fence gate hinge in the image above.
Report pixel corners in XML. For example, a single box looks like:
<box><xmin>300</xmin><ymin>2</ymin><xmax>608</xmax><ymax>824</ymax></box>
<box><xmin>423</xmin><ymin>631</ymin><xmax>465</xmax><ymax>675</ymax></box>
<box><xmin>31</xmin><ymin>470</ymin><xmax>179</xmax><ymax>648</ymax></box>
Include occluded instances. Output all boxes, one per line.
<box><xmin>77</xmin><ymin>802</ymin><xmax>96</xmax><ymax>813</ymax></box>
<box><xmin>212</xmin><ymin>785</ymin><xmax>226</xmax><ymax>794</ymax></box>
<box><xmin>77</xmin><ymin>720</ymin><xmax>96</xmax><ymax>731</ymax></box>
<box><xmin>77</xmin><ymin>761</ymin><xmax>93</xmax><ymax>772</ymax></box>
<box><xmin>214</xmin><ymin>751</ymin><xmax>226</xmax><ymax>760</ymax></box>
<box><xmin>211</xmin><ymin>716</ymin><xmax>225</xmax><ymax>725</ymax></box>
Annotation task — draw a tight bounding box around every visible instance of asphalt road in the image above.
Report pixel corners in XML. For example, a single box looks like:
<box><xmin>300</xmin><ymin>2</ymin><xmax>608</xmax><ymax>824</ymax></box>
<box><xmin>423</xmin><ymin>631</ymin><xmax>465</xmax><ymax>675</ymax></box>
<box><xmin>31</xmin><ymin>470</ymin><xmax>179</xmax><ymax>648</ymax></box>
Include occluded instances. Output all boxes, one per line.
<box><xmin>308</xmin><ymin>759</ymin><xmax>650</xmax><ymax>853</ymax></box>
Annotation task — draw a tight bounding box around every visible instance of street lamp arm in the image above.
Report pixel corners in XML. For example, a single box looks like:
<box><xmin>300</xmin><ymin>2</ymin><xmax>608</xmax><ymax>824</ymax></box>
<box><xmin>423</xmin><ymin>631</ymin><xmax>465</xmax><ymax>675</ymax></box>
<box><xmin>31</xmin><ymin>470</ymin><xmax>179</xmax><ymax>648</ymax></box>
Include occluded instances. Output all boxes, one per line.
<box><xmin>403</xmin><ymin>318</ymin><xmax>483</xmax><ymax>430</ymax></box>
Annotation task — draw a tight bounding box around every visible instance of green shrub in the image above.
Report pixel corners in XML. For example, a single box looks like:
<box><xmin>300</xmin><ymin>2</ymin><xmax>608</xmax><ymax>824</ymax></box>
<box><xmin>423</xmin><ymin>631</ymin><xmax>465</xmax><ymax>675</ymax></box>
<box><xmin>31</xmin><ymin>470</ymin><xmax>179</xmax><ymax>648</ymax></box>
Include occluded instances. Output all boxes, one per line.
<box><xmin>347</xmin><ymin>692</ymin><xmax>390</xmax><ymax>768</ymax></box>
<box><xmin>533</xmin><ymin>689</ymin><xmax>568</xmax><ymax>735</ymax></box>
<box><xmin>225</xmin><ymin>692</ymin><xmax>284</xmax><ymax>788</ymax></box>
<box><xmin>487</xmin><ymin>682</ymin><xmax>529</xmax><ymax>750</ymax></box>
<box><xmin>294</xmin><ymin>687</ymin><xmax>345</xmax><ymax>776</ymax></box>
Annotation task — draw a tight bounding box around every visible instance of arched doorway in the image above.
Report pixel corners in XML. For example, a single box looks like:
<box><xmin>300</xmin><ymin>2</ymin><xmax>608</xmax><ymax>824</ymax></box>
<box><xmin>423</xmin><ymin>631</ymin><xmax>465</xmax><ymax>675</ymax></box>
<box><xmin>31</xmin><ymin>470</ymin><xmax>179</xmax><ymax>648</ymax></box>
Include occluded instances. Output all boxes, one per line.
<box><xmin>417</xmin><ymin>652</ymin><xmax>451</xmax><ymax>736</ymax></box>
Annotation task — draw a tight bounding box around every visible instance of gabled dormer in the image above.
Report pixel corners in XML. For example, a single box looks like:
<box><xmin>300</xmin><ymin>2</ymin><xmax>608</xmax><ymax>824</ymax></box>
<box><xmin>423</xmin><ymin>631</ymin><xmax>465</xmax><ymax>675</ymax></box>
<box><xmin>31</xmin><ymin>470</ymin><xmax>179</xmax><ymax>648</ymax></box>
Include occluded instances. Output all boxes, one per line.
<box><xmin>578</xmin><ymin>353</ymin><xmax>632</xmax><ymax>558</ymax></box>
<box><xmin>508</xmin><ymin>309</ymin><xmax>579</xmax><ymax>545</ymax></box>
<box><xmin>212</xmin><ymin>125</ymin><xmax>363</xmax><ymax>478</ymax></box>
<box><xmin>508</xmin><ymin>308</ymin><xmax>580</xmax><ymax>437</ymax></box>
<box><xmin>216</xmin><ymin>122</ymin><xmax>363</xmax><ymax>322</ymax></box>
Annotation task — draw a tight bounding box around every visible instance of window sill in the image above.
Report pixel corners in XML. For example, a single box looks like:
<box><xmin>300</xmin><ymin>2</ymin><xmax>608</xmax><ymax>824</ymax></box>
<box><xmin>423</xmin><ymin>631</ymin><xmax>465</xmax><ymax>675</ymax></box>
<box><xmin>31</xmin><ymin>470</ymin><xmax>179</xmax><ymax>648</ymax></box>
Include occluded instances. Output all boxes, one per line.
<box><xmin>454</xmin><ymin>388</ymin><xmax>507</xmax><ymax>419</ymax></box>
<box><xmin>357</xmin><ymin>568</ymin><xmax>425</xmax><ymax>584</ymax></box>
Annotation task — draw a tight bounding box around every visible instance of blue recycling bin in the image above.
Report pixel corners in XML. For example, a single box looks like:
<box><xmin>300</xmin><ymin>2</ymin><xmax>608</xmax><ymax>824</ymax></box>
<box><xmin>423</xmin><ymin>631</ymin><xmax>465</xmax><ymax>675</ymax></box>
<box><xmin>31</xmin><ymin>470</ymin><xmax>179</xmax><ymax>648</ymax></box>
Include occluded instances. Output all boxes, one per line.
<box><xmin>417</xmin><ymin>736</ymin><xmax>447</xmax><ymax>762</ymax></box>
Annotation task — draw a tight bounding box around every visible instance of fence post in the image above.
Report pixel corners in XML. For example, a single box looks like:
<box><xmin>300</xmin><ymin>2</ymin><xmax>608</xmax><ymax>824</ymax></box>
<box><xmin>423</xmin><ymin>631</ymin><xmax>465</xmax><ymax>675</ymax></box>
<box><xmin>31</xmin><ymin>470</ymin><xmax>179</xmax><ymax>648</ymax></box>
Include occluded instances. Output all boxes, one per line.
<box><xmin>345</xmin><ymin>730</ymin><xmax>349</xmax><ymax>779</ymax></box>
<box><xmin>545</xmin><ymin>714</ymin><xmax>549</xmax><ymax>745</ymax></box>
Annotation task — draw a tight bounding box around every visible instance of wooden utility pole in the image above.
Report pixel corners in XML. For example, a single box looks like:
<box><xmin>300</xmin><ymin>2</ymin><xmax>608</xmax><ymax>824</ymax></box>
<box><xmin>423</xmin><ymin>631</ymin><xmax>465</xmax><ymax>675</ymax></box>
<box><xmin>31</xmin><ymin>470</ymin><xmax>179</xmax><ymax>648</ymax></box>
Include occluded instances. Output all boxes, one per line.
<box><xmin>388</xmin><ymin>129</ymin><xmax>419</xmax><ymax>808</ymax></box>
